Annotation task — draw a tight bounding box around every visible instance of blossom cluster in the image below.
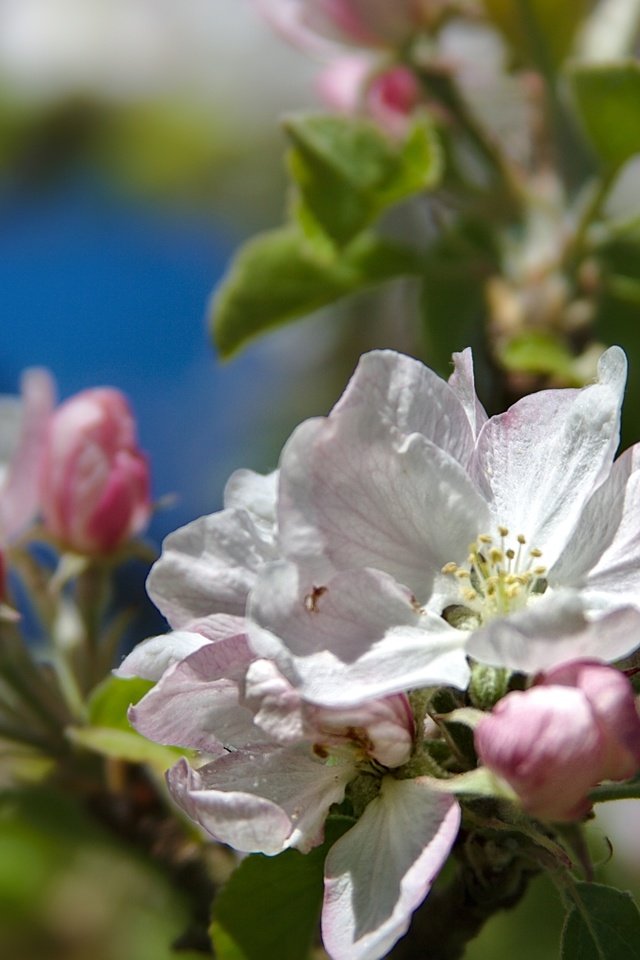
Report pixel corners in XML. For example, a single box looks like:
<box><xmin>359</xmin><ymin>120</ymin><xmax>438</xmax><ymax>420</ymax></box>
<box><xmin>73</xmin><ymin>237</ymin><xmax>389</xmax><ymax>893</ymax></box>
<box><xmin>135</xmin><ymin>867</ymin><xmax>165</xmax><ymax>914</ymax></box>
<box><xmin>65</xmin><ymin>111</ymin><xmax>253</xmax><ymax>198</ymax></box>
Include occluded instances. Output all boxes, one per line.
<box><xmin>121</xmin><ymin>346</ymin><xmax>640</xmax><ymax>960</ymax></box>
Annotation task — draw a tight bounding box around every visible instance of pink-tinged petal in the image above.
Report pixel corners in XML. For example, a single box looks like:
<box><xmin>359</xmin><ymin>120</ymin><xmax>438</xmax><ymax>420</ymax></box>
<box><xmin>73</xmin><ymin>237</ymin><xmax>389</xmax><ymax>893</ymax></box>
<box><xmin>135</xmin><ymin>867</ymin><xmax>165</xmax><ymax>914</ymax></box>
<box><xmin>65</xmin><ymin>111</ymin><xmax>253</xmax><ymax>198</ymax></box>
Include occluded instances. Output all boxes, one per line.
<box><xmin>167</xmin><ymin>745</ymin><xmax>355</xmax><ymax>855</ymax></box>
<box><xmin>322</xmin><ymin>778</ymin><xmax>460</xmax><ymax>960</ymax></box>
<box><xmin>249</xmin><ymin>562</ymin><xmax>470</xmax><ymax>706</ymax></box>
<box><xmin>467</xmin><ymin>590</ymin><xmax>640</xmax><ymax>673</ymax></box>
<box><xmin>0</xmin><ymin>367</ymin><xmax>55</xmax><ymax>542</ymax></box>
<box><xmin>180</xmin><ymin>614</ymin><xmax>247</xmax><ymax>643</ymax></box>
<box><xmin>115</xmin><ymin>629</ymin><xmax>212</xmax><ymax>681</ymax></box>
<box><xmin>223</xmin><ymin>468</ymin><xmax>278</xmax><ymax>538</ymax></box>
<box><xmin>448</xmin><ymin>348</ymin><xmax>488</xmax><ymax>440</ymax></box>
<box><xmin>316</xmin><ymin>55</ymin><xmax>372</xmax><ymax>114</ymax></box>
<box><xmin>243</xmin><ymin>658</ymin><xmax>307</xmax><ymax>744</ymax></box>
<box><xmin>475</xmin><ymin>686</ymin><xmax>603</xmax><ymax>821</ymax></box>
<box><xmin>472</xmin><ymin>346</ymin><xmax>627</xmax><ymax>566</ymax></box>
<box><xmin>129</xmin><ymin>635</ymin><xmax>264</xmax><ymax>753</ymax></box>
<box><xmin>167</xmin><ymin>756</ymin><xmax>292</xmax><ymax>854</ymax></box>
<box><xmin>279</xmin><ymin>422</ymin><xmax>489</xmax><ymax>599</ymax></box>
<box><xmin>147</xmin><ymin>508</ymin><xmax>277</xmax><ymax>625</ymax></box>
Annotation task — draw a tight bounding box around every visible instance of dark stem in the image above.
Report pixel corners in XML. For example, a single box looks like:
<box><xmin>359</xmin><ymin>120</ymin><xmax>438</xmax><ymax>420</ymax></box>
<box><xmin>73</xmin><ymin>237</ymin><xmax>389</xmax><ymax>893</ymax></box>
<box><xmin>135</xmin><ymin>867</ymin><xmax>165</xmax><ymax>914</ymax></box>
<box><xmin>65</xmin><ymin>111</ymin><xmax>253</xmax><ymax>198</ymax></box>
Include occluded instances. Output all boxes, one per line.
<box><xmin>390</xmin><ymin>832</ymin><xmax>540</xmax><ymax>960</ymax></box>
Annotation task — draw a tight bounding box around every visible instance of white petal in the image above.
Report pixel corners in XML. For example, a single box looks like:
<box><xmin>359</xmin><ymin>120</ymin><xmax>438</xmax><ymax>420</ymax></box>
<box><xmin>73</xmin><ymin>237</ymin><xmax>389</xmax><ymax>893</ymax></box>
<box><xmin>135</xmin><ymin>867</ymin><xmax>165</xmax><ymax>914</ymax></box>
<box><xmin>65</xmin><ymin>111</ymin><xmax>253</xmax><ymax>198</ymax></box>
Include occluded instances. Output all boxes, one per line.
<box><xmin>223</xmin><ymin>468</ymin><xmax>278</xmax><ymax>539</ymax></box>
<box><xmin>243</xmin><ymin>658</ymin><xmax>306</xmax><ymax>744</ymax></box>
<box><xmin>467</xmin><ymin>589</ymin><xmax>640</xmax><ymax>672</ymax></box>
<box><xmin>322</xmin><ymin>778</ymin><xmax>460</xmax><ymax>960</ymax></box>
<box><xmin>448</xmin><ymin>348</ymin><xmax>488</xmax><ymax>440</ymax></box>
<box><xmin>116</xmin><ymin>629</ymin><xmax>211</xmax><ymax>681</ymax></box>
<box><xmin>147</xmin><ymin>508</ymin><xmax>277</xmax><ymax>624</ymax></box>
<box><xmin>129</xmin><ymin>635</ymin><xmax>264</xmax><ymax>752</ymax></box>
<box><xmin>0</xmin><ymin>367</ymin><xmax>55</xmax><ymax>542</ymax></box>
<box><xmin>167</xmin><ymin>745</ymin><xmax>354</xmax><ymax>855</ymax></box>
<box><xmin>578</xmin><ymin>447</ymin><xmax>640</xmax><ymax>607</ymax></box>
<box><xmin>249</xmin><ymin>562</ymin><xmax>470</xmax><ymax>706</ymax></box>
<box><xmin>472</xmin><ymin>346</ymin><xmax>627</xmax><ymax>565</ymax></box>
<box><xmin>279</xmin><ymin>423</ymin><xmax>489</xmax><ymax>599</ymax></box>
<box><xmin>330</xmin><ymin>351</ymin><xmax>475</xmax><ymax>463</ymax></box>
<box><xmin>549</xmin><ymin>443</ymin><xmax>640</xmax><ymax>588</ymax></box>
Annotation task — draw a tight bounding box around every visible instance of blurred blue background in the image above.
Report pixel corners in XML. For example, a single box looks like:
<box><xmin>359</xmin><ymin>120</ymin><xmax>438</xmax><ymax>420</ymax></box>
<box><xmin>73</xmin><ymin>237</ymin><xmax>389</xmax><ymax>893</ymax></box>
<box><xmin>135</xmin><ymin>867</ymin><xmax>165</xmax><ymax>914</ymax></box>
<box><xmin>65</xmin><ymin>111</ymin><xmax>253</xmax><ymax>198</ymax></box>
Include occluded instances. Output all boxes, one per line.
<box><xmin>0</xmin><ymin>178</ymin><xmax>275</xmax><ymax>540</ymax></box>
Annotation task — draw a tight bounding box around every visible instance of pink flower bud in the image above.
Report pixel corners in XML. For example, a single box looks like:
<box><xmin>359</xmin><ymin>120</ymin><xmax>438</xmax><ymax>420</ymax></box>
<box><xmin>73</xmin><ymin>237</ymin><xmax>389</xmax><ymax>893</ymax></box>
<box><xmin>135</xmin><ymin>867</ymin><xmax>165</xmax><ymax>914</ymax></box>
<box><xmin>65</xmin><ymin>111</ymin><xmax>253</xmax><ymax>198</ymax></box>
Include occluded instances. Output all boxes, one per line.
<box><xmin>40</xmin><ymin>388</ymin><xmax>151</xmax><ymax>555</ymax></box>
<box><xmin>475</xmin><ymin>661</ymin><xmax>640</xmax><ymax>821</ymax></box>
<box><xmin>317</xmin><ymin>57</ymin><xmax>421</xmax><ymax>136</ymax></box>
<box><xmin>258</xmin><ymin>0</ymin><xmax>426</xmax><ymax>52</ymax></box>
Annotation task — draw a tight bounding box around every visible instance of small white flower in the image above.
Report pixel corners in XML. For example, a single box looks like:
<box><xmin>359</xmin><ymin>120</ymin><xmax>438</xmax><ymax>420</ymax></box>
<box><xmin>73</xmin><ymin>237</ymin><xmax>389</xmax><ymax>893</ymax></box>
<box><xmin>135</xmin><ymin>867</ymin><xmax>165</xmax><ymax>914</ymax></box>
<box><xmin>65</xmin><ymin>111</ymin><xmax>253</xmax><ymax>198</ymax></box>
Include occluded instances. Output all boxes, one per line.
<box><xmin>252</xmin><ymin>346</ymin><xmax>640</xmax><ymax>704</ymax></box>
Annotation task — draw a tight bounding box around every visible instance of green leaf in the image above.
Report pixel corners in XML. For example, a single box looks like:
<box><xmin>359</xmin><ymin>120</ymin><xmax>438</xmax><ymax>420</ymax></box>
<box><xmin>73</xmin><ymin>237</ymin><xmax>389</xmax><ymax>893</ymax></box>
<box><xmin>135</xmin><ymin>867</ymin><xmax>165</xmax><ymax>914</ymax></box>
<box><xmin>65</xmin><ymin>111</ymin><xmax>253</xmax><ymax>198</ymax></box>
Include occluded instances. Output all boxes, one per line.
<box><xmin>87</xmin><ymin>675</ymin><xmax>154</xmax><ymax>731</ymax></box>
<box><xmin>499</xmin><ymin>331</ymin><xmax>581</xmax><ymax>383</ymax></box>
<box><xmin>483</xmin><ymin>0</ymin><xmax>589</xmax><ymax>70</ymax></box>
<box><xmin>211</xmin><ymin>226</ymin><xmax>423</xmax><ymax>357</ymax></box>
<box><xmin>568</xmin><ymin>61</ymin><xmax>640</xmax><ymax>171</ymax></box>
<box><xmin>561</xmin><ymin>882</ymin><xmax>640</xmax><ymax>960</ymax></box>
<box><xmin>210</xmin><ymin>817</ymin><xmax>353</xmax><ymax>960</ymax></box>
<box><xmin>286</xmin><ymin>114</ymin><xmax>441</xmax><ymax>246</ymax></box>
<box><xmin>67</xmin><ymin>726</ymin><xmax>186</xmax><ymax>774</ymax></box>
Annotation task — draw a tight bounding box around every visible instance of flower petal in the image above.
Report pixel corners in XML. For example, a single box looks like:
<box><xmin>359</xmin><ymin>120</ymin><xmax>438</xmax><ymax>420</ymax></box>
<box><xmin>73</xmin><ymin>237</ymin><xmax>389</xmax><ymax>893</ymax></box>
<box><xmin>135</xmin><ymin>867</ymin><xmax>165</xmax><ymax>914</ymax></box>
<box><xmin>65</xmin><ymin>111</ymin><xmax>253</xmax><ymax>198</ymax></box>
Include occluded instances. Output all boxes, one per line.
<box><xmin>249</xmin><ymin>562</ymin><xmax>470</xmax><ymax>705</ymax></box>
<box><xmin>147</xmin><ymin>508</ymin><xmax>277</xmax><ymax>624</ymax></box>
<box><xmin>472</xmin><ymin>346</ymin><xmax>627</xmax><ymax>565</ymax></box>
<box><xmin>0</xmin><ymin>368</ymin><xmax>55</xmax><ymax>542</ymax></box>
<box><xmin>243</xmin><ymin>658</ymin><xmax>307</xmax><ymax>744</ymax></box>
<box><xmin>116</xmin><ymin>629</ymin><xmax>211</xmax><ymax>681</ymax></box>
<box><xmin>330</xmin><ymin>351</ymin><xmax>476</xmax><ymax>462</ymax></box>
<box><xmin>448</xmin><ymin>348</ymin><xmax>488</xmax><ymax>440</ymax></box>
<box><xmin>129</xmin><ymin>634</ymin><xmax>263</xmax><ymax>752</ymax></box>
<box><xmin>322</xmin><ymin>777</ymin><xmax>460</xmax><ymax>960</ymax></box>
<box><xmin>279</xmin><ymin>423</ymin><xmax>489</xmax><ymax>598</ymax></box>
<box><xmin>223</xmin><ymin>468</ymin><xmax>278</xmax><ymax>539</ymax></box>
<box><xmin>580</xmin><ymin>449</ymin><xmax>640</xmax><ymax>608</ymax></box>
<box><xmin>549</xmin><ymin>443</ymin><xmax>640</xmax><ymax>589</ymax></box>
<box><xmin>167</xmin><ymin>745</ymin><xmax>354</xmax><ymax>854</ymax></box>
<box><xmin>468</xmin><ymin>589</ymin><xmax>640</xmax><ymax>673</ymax></box>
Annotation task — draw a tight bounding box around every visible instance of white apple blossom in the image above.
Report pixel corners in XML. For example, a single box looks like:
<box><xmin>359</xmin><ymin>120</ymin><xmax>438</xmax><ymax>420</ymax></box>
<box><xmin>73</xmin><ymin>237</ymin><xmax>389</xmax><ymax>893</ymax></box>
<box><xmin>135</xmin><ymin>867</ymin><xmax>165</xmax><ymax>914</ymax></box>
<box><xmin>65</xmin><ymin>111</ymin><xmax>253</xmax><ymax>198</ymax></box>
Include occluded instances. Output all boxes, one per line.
<box><xmin>118</xmin><ymin>619</ymin><xmax>460</xmax><ymax>960</ymax></box>
<box><xmin>143</xmin><ymin>347</ymin><xmax>640</xmax><ymax>713</ymax></box>
<box><xmin>120</xmin><ymin>343</ymin><xmax>640</xmax><ymax>959</ymax></box>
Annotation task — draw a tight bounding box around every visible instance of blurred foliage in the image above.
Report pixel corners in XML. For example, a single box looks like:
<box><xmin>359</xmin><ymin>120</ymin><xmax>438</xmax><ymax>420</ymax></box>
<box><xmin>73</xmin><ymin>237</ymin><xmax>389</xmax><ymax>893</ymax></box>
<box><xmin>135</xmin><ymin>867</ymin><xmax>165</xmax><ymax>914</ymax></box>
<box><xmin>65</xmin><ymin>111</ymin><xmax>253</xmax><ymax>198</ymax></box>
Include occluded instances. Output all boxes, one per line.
<box><xmin>0</xmin><ymin>786</ymin><xmax>203</xmax><ymax>960</ymax></box>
